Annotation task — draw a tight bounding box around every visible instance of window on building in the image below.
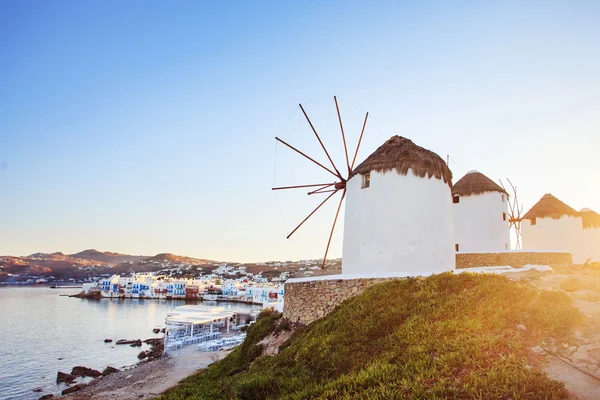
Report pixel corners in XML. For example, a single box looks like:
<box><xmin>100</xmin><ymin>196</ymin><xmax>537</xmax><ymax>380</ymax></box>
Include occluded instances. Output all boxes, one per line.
<box><xmin>455</xmin><ymin>244</ymin><xmax>460</xmax><ymax>252</ymax></box>
<box><xmin>503</xmin><ymin>212</ymin><xmax>507</xmax><ymax>221</ymax></box>
<box><xmin>531</xmin><ymin>218</ymin><xmax>536</xmax><ymax>226</ymax></box>
<box><xmin>453</xmin><ymin>196</ymin><xmax>460</xmax><ymax>204</ymax></box>
<box><xmin>362</xmin><ymin>173</ymin><xmax>370</xmax><ymax>189</ymax></box>
<box><xmin>502</xmin><ymin>194</ymin><xmax>505</xmax><ymax>202</ymax></box>
<box><xmin>505</xmin><ymin>243</ymin><xmax>509</xmax><ymax>250</ymax></box>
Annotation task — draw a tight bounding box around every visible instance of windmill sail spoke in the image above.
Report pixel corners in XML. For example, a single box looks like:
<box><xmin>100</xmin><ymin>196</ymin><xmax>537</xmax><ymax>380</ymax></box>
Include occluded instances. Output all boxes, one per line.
<box><xmin>275</xmin><ymin>137</ymin><xmax>339</xmax><ymax>178</ymax></box>
<box><xmin>287</xmin><ymin>190</ymin><xmax>339</xmax><ymax>239</ymax></box>
<box><xmin>299</xmin><ymin>104</ymin><xmax>343</xmax><ymax>179</ymax></box>
<box><xmin>334</xmin><ymin>96</ymin><xmax>351</xmax><ymax>176</ymax></box>
<box><xmin>307</xmin><ymin>183</ymin><xmax>337</xmax><ymax>195</ymax></box>
<box><xmin>309</xmin><ymin>189</ymin><xmax>337</xmax><ymax>195</ymax></box>
<box><xmin>350</xmin><ymin>112</ymin><xmax>369</xmax><ymax>171</ymax></box>
<box><xmin>272</xmin><ymin>183</ymin><xmax>336</xmax><ymax>191</ymax></box>
<box><xmin>321</xmin><ymin>189</ymin><xmax>346</xmax><ymax>269</ymax></box>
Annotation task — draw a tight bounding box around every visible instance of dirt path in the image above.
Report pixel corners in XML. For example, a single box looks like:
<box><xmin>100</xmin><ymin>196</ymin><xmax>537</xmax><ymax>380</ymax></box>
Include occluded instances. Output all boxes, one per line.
<box><xmin>63</xmin><ymin>348</ymin><xmax>230</xmax><ymax>400</ymax></box>
<box><xmin>542</xmin><ymin>357</ymin><xmax>600</xmax><ymax>400</ymax></box>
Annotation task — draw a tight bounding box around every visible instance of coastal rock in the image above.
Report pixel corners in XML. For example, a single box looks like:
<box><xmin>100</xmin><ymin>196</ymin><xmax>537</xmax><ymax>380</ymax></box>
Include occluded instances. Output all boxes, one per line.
<box><xmin>102</xmin><ymin>366</ymin><xmax>119</xmax><ymax>375</ymax></box>
<box><xmin>116</xmin><ymin>339</ymin><xmax>141</xmax><ymax>345</ymax></box>
<box><xmin>71</xmin><ymin>366</ymin><xmax>102</xmax><ymax>378</ymax></box>
<box><xmin>61</xmin><ymin>383</ymin><xmax>87</xmax><ymax>395</ymax></box>
<box><xmin>152</xmin><ymin>328</ymin><xmax>160</xmax><ymax>334</ymax></box>
<box><xmin>129</xmin><ymin>339</ymin><xmax>142</xmax><ymax>347</ymax></box>
<box><xmin>104</xmin><ymin>339</ymin><xmax>113</xmax><ymax>343</ymax></box>
<box><xmin>38</xmin><ymin>395</ymin><xmax>54</xmax><ymax>400</ymax></box>
<box><xmin>56</xmin><ymin>371</ymin><xmax>76</xmax><ymax>384</ymax></box>
<box><xmin>143</xmin><ymin>338</ymin><xmax>164</xmax><ymax>360</ymax></box>
<box><xmin>33</xmin><ymin>387</ymin><xmax>43</xmax><ymax>392</ymax></box>
<box><xmin>137</xmin><ymin>351</ymin><xmax>148</xmax><ymax>359</ymax></box>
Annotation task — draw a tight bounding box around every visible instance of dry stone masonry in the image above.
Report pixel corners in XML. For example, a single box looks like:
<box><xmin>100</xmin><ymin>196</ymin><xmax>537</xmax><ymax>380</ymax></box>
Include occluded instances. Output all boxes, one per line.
<box><xmin>284</xmin><ymin>277</ymin><xmax>401</xmax><ymax>324</ymax></box>
<box><xmin>456</xmin><ymin>251</ymin><xmax>572</xmax><ymax>269</ymax></box>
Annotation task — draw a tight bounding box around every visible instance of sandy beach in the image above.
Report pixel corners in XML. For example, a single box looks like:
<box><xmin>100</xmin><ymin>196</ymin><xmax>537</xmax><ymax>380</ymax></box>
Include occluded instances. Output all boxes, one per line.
<box><xmin>61</xmin><ymin>348</ymin><xmax>231</xmax><ymax>400</ymax></box>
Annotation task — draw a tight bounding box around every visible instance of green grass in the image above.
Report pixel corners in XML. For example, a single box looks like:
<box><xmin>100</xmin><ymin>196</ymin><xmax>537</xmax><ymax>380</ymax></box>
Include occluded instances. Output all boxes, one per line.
<box><xmin>160</xmin><ymin>273</ymin><xmax>583</xmax><ymax>400</ymax></box>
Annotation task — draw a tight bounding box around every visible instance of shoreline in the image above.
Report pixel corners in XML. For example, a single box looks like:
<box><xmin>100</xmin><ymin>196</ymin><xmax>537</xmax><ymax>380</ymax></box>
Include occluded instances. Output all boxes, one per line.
<box><xmin>70</xmin><ymin>291</ymin><xmax>263</xmax><ymax>306</ymax></box>
<box><xmin>59</xmin><ymin>347</ymin><xmax>231</xmax><ymax>399</ymax></box>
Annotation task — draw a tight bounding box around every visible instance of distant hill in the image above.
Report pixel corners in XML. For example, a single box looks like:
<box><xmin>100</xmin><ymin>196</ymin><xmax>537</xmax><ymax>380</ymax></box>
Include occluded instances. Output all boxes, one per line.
<box><xmin>28</xmin><ymin>252</ymin><xmax>70</xmax><ymax>260</ymax></box>
<box><xmin>144</xmin><ymin>253</ymin><xmax>213</xmax><ymax>265</ymax></box>
<box><xmin>69</xmin><ymin>249</ymin><xmax>148</xmax><ymax>264</ymax></box>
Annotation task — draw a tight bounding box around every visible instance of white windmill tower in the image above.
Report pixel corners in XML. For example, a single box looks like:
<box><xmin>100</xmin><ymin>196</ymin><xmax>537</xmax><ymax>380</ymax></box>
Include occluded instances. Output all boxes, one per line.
<box><xmin>342</xmin><ymin>136</ymin><xmax>456</xmax><ymax>275</ymax></box>
<box><xmin>452</xmin><ymin>171</ymin><xmax>510</xmax><ymax>252</ymax></box>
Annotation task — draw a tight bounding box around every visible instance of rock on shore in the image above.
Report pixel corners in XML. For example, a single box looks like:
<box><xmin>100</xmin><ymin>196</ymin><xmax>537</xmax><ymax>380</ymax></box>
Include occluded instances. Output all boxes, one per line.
<box><xmin>56</xmin><ymin>371</ymin><xmax>75</xmax><ymax>384</ymax></box>
<box><xmin>71</xmin><ymin>366</ymin><xmax>102</xmax><ymax>378</ymax></box>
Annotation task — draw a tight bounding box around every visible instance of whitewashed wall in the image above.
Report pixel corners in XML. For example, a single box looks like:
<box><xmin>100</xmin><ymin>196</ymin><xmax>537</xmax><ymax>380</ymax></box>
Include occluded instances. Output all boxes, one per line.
<box><xmin>522</xmin><ymin>216</ymin><xmax>586</xmax><ymax>264</ymax></box>
<box><xmin>582</xmin><ymin>227</ymin><xmax>600</xmax><ymax>263</ymax></box>
<box><xmin>453</xmin><ymin>192</ymin><xmax>510</xmax><ymax>252</ymax></box>
<box><xmin>342</xmin><ymin>169</ymin><xmax>455</xmax><ymax>275</ymax></box>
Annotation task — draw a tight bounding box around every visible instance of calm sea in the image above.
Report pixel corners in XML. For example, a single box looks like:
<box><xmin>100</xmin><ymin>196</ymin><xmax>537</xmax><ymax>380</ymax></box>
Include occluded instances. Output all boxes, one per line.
<box><xmin>0</xmin><ymin>286</ymin><xmax>258</xmax><ymax>400</ymax></box>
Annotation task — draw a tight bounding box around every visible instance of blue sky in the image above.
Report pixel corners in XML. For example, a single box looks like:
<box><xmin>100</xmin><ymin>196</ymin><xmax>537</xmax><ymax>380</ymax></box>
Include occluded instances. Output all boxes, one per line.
<box><xmin>1</xmin><ymin>1</ymin><xmax>599</xmax><ymax>262</ymax></box>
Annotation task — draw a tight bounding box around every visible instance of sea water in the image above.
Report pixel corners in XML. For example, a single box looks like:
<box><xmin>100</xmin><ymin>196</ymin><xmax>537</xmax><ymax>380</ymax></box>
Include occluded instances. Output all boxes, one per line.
<box><xmin>0</xmin><ymin>286</ymin><xmax>257</xmax><ymax>400</ymax></box>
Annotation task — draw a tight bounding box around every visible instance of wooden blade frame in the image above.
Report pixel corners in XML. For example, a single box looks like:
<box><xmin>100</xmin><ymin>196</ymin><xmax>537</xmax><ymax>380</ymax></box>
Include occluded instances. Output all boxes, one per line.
<box><xmin>334</xmin><ymin>96</ymin><xmax>351</xmax><ymax>176</ymax></box>
<box><xmin>272</xmin><ymin>183</ymin><xmax>336</xmax><ymax>191</ymax></box>
<box><xmin>275</xmin><ymin>97</ymin><xmax>369</xmax><ymax>268</ymax></box>
<box><xmin>299</xmin><ymin>104</ymin><xmax>343</xmax><ymax>180</ymax></box>
<box><xmin>275</xmin><ymin>137</ymin><xmax>339</xmax><ymax>179</ymax></box>
<box><xmin>286</xmin><ymin>189</ymin><xmax>339</xmax><ymax>239</ymax></box>
<box><xmin>321</xmin><ymin>189</ymin><xmax>346</xmax><ymax>269</ymax></box>
<box><xmin>351</xmin><ymin>112</ymin><xmax>369</xmax><ymax>171</ymax></box>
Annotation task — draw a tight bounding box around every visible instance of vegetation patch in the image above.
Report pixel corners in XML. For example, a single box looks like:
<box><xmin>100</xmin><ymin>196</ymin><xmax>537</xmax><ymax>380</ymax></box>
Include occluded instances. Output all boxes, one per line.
<box><xmin>161</xmin><ymin>273</ymin><xmax>583</xmax><ymax>399</ymax></box>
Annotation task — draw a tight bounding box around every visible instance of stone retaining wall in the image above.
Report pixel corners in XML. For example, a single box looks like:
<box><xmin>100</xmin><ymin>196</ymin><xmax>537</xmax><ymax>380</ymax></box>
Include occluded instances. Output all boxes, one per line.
<box><xmin>284</xmin><ymin>252</ymin><xmax>573</xmax><ymax>325</ymax></box>
<box><xmin>456</xmin><ymin>251</ymin><xmax>572</xmax><ymax>269</ymax></box>
<box><xmin>283</xmin><ymin>277</ymin><xmax>399</xmax><ymax>325</ymax></box>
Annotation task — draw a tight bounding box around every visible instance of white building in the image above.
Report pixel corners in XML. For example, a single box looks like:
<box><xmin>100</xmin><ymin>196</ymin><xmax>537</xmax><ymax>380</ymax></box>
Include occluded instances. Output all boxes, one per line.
<box><xmin>342</xmin><ymin>135</ymin><xmax>456</xmax><ymax>275</ymax></box>
<box><xmin>580</xmin><ymin>208</ymin><xmax>600</xmax><ymax>263</ymax></box>
<box><xmin>452</xmin><ymin>170</ymin><xmax>510</xmax><ymax>252</ymax></box>
<box><xmin>521</xmin><ymin>193</ymin><xmax>587</xmax><ymax>263</ymax></box>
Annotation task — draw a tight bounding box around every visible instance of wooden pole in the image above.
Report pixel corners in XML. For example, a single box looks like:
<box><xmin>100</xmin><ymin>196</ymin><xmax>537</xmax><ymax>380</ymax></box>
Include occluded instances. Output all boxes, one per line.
<box><xmin>308</xmin><ymin>189</ymin><xmax>337</xmax><ymax>195</ymax></box>
<box><xmin>286</xmin><ymin>189</ymin><xmax>339</xmax><ymax>239</ymax></box>
<box><xmin>299</xmin><ymin>103</ymin><xmax>343</xmax><ymax>179</ymax></box>
<box><xmin>307</xmin><ymin>183</ymin><xmax>336</xmax><ymax>195</ymax></box>
<box><xmin>275</xmin><ymin>137</ymin><xmax>338</xmax><ymax>178</ymax></box>
<box><xmin>334</xmin><ymin>96</ymin><xmax>351</xmax><ymax>176</ymax></box>
<box><xmin>321</xmin><ymin>189</ymin><xmax>346</xmax><ymax>269</ymax></box>
<box><xmin>272</xmin><ymin>183</ymin><xmax>336</xmax><ymax>191</ymax></box>
<box><xmin>350</xmin><ymin>112</ymin><xmax>369</xmax><ymax>170</ymax></box>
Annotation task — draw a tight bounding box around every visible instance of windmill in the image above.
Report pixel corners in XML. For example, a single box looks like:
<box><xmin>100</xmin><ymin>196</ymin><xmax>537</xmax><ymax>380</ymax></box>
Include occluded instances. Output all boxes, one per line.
<box><xmin>272</xmin><ymin>96</ymin><xmax>369</xmax><ymax>269</ymax></box>
<box><xmin>500</xmin><ymin>178</ymin><xmax>524</xmax><ymax>249</ymax></box>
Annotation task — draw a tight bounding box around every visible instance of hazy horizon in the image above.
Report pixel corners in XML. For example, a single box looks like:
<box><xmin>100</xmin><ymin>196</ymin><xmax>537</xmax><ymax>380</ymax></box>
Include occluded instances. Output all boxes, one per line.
<box><xmin>2</xmin><ymin>1</ymin><xmax>599</xmax><ymax>262</ymax></box>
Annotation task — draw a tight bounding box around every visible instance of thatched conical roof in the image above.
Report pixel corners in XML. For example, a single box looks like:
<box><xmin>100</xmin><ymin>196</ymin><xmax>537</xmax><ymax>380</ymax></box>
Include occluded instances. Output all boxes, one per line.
<box><xmin>522</xmin><ymin>194</ymin><xmax>579</xmax><ymax>220</ymax></box>
<box><xmin>452</xmin><ymin>170</ymin><xmax>507</xmax><ymax>197</ymax></box>
<box><xmin>580</xmin><ymin>208</ymin><xmax>600</xmax><ymax>229</ymax></box>
<box><xmin>350</xmin><ymin>136</ymin><xmax>452</xmax><ymax>187</ymax></box>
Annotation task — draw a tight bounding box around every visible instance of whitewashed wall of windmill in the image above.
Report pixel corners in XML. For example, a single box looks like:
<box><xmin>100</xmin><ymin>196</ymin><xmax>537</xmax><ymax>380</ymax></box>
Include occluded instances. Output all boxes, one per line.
<box><xmin>582</xmin><ymin>227</ymin><xmax>600</xmax><ymax>263</ymax></box>
<box><xmin>452</xmin><ymin>191</ymin><xmax>511</xmax><ymax>252</ymax></box>
<box><xmin>342</xmin><ymin>169</ymin><xmax>456</xmax><ymax>275</ymax></box>
<box><xmin>521</xmin><ymin>215</ymin><xmax>587</xmax><ymax>264</ymax></box>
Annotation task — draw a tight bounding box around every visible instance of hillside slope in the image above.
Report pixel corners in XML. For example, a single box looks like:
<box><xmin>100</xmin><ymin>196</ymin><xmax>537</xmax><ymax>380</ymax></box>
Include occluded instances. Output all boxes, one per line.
<box><xmin>161</xmin><ymin>273</ymin><xmax>583</xmax><ymax>400</ymax></box>
<box><xmin>69</xmin><ymin>249</ymin><xmax>148</xmax><ymax>264</ymax></box>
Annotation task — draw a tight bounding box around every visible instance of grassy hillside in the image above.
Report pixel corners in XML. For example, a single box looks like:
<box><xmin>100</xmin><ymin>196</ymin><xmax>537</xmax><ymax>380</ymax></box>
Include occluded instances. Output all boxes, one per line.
<box><xmin>161</xmin><ymin>273</ymin><xmax>583</xmax><ymax>400</ymax></box>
